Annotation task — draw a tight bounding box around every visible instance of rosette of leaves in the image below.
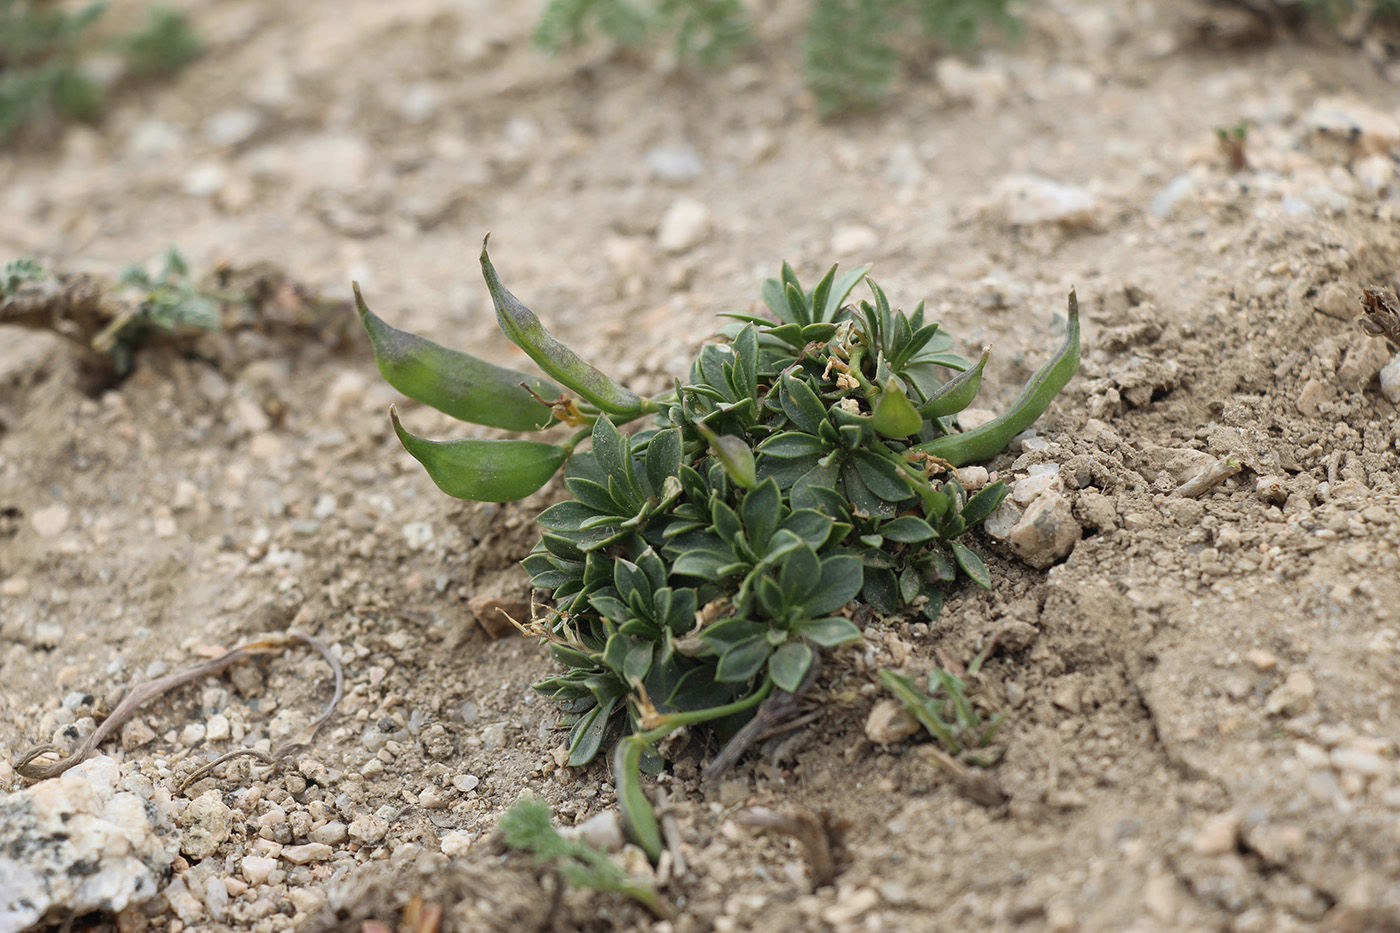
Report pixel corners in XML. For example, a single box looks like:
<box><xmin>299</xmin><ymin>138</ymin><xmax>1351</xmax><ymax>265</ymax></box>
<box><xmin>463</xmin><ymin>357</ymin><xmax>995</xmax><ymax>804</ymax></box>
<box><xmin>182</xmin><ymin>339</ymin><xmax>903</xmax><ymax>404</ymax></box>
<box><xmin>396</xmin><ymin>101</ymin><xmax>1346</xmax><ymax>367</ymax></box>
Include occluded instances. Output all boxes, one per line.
<box><xmin>358</xmin><ymin>237</ymin><xmax>1078</xmax><ymax>859</ymax></box>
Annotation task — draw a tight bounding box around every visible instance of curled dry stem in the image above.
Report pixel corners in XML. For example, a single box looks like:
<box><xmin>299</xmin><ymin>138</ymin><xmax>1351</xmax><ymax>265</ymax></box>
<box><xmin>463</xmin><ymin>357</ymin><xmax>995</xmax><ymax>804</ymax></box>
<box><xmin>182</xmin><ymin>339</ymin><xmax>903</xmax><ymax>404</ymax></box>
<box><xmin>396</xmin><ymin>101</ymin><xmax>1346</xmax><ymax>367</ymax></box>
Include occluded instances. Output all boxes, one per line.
<box><xmin>14</xmin><ymin>630</ymin><xmax>343</xmax><ymax>786</ymax></box>
<box><xmin>734</xmin><ymin>806</ymin><xmax>847</xmax><ymax>888</ymax></box>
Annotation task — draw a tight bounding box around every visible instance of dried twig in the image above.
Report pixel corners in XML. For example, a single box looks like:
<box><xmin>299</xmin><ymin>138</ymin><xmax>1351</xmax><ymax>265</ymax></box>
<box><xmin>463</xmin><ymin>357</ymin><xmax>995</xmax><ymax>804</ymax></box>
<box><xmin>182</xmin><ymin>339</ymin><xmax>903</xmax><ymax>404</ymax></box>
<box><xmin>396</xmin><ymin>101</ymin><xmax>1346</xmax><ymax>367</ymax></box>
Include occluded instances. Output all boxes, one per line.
<box><xmin>1172</xmin><ymin>457</ymin><xmax>1241</xmax><ymax>499</ymax></box>
<box><xmin>14</xmin><ymin>630</ymin><xmax>342</xmax><ymax>784</ymax></box>
<box><xmin>734</xmin><ymin>806</ymin><xmax>847</xmax><ymax>888</ymax></box>
<box><xmin>703</xmin><ymin>658</ymin><xmax>822</xmax><ymax>781</ymax></box>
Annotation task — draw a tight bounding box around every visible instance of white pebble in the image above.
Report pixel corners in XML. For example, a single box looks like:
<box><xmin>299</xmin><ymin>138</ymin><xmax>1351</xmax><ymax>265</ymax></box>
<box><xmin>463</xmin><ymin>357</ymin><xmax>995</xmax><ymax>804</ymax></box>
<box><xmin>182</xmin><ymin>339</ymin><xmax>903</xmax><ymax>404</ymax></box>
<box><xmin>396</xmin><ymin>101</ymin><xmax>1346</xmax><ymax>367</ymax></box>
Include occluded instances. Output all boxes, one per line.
<box><xmin>241</xmin><ymin>855</ymin><xmax>277</xmax><ymax>885</ymax></box>
<box><xmin>657</xmin><ymin>197</ymin><xmax>712</xmax><ymax>254</ymax></box>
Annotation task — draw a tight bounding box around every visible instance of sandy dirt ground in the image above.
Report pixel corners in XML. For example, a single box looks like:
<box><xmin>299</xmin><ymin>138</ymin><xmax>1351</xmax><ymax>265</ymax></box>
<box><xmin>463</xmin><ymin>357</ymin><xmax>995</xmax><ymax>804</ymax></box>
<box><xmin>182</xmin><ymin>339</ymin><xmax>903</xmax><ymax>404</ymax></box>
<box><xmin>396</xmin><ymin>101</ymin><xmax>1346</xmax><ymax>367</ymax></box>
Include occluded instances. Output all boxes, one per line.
<box><xmin>2</xmin><ymin>1</ymin><xmax>1400</xmax><ymax>931</ymax></box>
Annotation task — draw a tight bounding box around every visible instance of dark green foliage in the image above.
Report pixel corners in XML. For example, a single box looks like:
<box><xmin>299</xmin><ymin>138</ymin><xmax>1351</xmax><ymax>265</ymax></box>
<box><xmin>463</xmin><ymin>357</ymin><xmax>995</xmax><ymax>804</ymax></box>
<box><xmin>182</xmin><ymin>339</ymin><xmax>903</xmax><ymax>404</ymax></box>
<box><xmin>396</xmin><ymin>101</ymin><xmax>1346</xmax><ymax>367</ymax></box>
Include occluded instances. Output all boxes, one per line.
<box><xmin>532</xmin><ymin>0</ymin><xmax>1017</xmax><ymax>113</ymax></box>
<box><xmin>116</xmin><ymin>6</ymin><xmax>201</xmax><ymax>77</ymax></box>
<box><xmin>1303</xmin><ymin>0</ymin><xmax>1400</xmax><ymax>21</ymax></box>
<box><xmin>359</xmin><ymin>243</ymin><xmax>1079</xmax><ymax>859</ymax></box>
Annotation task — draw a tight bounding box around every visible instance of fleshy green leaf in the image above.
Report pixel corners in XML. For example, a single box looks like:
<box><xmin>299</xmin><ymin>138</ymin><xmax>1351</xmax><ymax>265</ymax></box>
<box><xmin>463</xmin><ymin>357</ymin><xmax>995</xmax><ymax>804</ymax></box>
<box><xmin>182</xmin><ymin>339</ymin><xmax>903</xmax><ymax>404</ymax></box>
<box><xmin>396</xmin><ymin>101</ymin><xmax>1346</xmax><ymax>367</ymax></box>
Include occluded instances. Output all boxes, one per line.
<box><xmin>698</xmin><ymin>424</ymin><xmax>757</xmax><ymax>489</ymax></box>
<box><xmin>758</xmin><ymin>431</ymin><xmax>827</xmax><ymax>459</ymax></box>
<box><xmin>951</xmin><ymin>540</ymin><xmax>992</xmax><ymax>588</ymax></box>
<box><xmin>716</xmin><ymin>635</ymin><xmax>772</xmax><ymax>682</ymax></box>
<box><xmin>391</xmin><ymin>407</ymin><xmax>566</xmax><ymax>502</ymax></box>
<box><xmin>878</xmin><ymin>515</ymin><xmax>936</xmax><ymax>543</ymax></box>
<box><xmin>914</xmin><ymin>293</ymin><xmax>1080</xmax><ymax>466</ymax></box>
<box><xmin>917</xmin><ymin>346</ymin><xmax>988</xmax><ymax>418</ymax></box>
<box><xmin>356</xmin><ymin>284</ymin><xmax>558</xmax><ymax>431</ymax></box>
<box><xmin>802</xmin><ymin>554</ymin><xmax>864</xmax><ymax>616</ymax></box>
<box><xmin>959</xmin><ymin>481</ymin><xmax>1007</xmax><ymax>526</ymax></box>
<box><xmin>768</xmin><ymin>642</ymin><xmax>814</xmax><ymax>692</ymax></box>
<box><xmin>480</xmin><ymin>240</ymin><xmax>651</xmax><ymax>419</ymax></box>
<box><xmin>794</xmin><ymin>615</ymin><xmax>861</xmax><ymax>647</ymax></box>
<box><xmin>780</xmin><ymin>371</ymin><xmax>828</xmax><ymax>434</ymax></box>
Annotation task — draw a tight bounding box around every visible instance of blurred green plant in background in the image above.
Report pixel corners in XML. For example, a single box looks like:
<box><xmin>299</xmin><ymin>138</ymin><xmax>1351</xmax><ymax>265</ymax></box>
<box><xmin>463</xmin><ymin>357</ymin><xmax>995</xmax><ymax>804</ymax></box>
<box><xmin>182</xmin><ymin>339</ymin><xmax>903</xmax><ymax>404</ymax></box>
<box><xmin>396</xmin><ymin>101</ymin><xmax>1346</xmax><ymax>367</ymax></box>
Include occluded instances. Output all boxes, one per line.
<box><xmin>0</xmin><ymin>0</ymin><xmax>200</xmax><ymax>145</ymax></box>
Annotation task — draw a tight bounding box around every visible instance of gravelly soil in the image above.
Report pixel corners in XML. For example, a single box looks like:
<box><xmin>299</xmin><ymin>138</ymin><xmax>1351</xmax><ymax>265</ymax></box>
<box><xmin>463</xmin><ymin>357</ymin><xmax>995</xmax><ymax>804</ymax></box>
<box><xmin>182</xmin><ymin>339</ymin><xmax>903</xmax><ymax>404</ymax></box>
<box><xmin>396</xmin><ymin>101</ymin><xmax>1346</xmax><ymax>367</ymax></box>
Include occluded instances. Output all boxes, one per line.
<box><xmin>2</xmin><ymin>2</ymin><xmax>1399</xmax><ymax>931</ymax></box>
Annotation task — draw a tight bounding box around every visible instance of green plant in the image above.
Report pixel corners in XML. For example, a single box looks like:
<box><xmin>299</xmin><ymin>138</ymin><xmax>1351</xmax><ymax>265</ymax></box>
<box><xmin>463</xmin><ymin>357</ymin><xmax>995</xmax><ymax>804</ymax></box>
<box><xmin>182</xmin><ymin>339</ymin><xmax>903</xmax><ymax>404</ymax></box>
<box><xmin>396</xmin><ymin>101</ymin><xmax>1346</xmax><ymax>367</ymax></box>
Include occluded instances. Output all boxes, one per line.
<box><xmin>116</xmin><ymin>6</ymin><xmax>201</xmax><ymax>78</ymax></box>
<box><xmin>533</xmin><ymin>0</ymin><xmax>1018</xmax><ymax>114</ymax></box>
<box><xmin>0</xmin><ymin>0</ymin><xmax>106</xmax><ymax>141</ymax></box>
<box><xmin>98</xmin><ymin>248</ymin><xmax>221</xmax><ymax>371</ymax></box>
<box><xmin>878</xmin><ymin>663</ymin><xmax>1003</xmax><ymax>764</ymax></box>
<box><xmin>1302</xmin><ymin>0</ymin><xmax>1400</xmax><ymax>23</ymax></box>
<box><xmin>0</xmin><ymin>1</ymin><xmax>200</xmax><ymax>144</ymax></box>
<box><xmin>498</xmin><ymin>797</ymin><xmax>669</xmax><ymax>917</ymax></box>
<box><xmin>358</xmin><ymin>238</ymin><xmax>1078</xmax><ymax>859</ymax></box>
<box><xmin>2</xmin><ymin>257</ymin><xmax>45</xmax><ymax>294</ymax></box>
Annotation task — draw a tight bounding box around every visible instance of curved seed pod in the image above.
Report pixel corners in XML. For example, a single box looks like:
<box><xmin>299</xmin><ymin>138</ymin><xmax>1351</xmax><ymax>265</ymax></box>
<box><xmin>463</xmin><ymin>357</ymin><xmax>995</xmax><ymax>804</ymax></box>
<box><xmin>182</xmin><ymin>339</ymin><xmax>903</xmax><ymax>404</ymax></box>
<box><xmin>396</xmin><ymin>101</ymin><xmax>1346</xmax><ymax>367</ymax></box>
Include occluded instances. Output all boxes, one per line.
<box><xmin>480</xmin><ymin>239</ymin><xmax>652</xmax><ymax>420</ymax></box>
<box><xmin>356</xmin><ymin>284</ymin><xmax>558</xmax><ymax>431</ymax></box>
<box><xmin>912</xmin><ymin>290</ymin><xmax>1080</xmax><ymax>466</ymax></box>
<box><xmin>871</xmin><ymin>376</ymin><xmax>923</xmax><ymax>437</ymax></box>
<box><xmin>614</xmin><ymin>735</ymin><xmax>663</xmax><ymax>862</ymax></box>
<box><xmin>917</xmin><ymin>347</ymin><xmax>989</xmax><ymax>419</ymax></box>
<box><xmin>391</xmin><ymin>406</ymin><xmax>567</xmax><ymax>502</ymax></box>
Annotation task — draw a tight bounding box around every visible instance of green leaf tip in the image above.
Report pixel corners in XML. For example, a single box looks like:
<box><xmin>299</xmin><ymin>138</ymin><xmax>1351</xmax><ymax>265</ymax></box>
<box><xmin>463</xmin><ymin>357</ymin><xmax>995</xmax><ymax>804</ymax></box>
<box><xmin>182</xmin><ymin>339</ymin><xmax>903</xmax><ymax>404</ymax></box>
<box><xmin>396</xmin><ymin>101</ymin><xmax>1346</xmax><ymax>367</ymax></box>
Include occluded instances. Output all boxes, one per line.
<box><xmin>479</xmin><ymin>239</ymin><xmax>653</xmax><ymax>420</ymax></box>
<box><xmin>390</xmin><ymin>405</ymin><xmax>567</xmax><ymax>502</ymax></box>
<box><xmin>355</xmin><ymin>282</ymin><xmax>559</xmax><ymax>432</ymax></box>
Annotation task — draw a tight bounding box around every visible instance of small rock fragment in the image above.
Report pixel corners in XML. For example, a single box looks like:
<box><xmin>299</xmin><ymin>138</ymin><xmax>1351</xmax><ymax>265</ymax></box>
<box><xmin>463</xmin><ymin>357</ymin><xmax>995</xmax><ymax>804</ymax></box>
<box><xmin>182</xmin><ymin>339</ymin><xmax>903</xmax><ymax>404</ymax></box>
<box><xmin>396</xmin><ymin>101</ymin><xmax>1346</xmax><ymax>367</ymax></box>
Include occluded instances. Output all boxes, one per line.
<box><xmin>1007</xmin><ymin>492</ymin><xmax>1081</xmax><ymax>569</ymax></box>
<box><xmin>1337</xmin><ymin>338</ymin><xmax>1391</xmax><ymax>391</ymax></box>
<box><xmin>992</xmin><ymin>175</ymin><xmax>1097</xmax><ymax>227</ymax></box>
<box><xmin>562</xmin><ymin>810</ymin><xmax>624</xmax><ymax>853</ymax></box>
<box><xmin>1379</xmin><ymin>356</ymin><xmax>1400</xmax><ymax>405</ymax></box>
<box><xmin>240</xmin><ymin>855</ymin><xmax>277</xmax><ymax>885</ymax></box>
<box><xmin>1295</xmin><ymin>378</ymin><xmax>1332</xmax><ymax>417</ymax></box>
<box><xmin>440</xmin><ymin>830</ymin><xmax>474</xmax><ymax>857</ymax></box>
<box><xmin>30</xmin><ymin>504</ymin><xmax>71</xmax><ymax>538</ymax></box>
<box><xmin>309</xmin><ymin>821</ymin><xmax>349</xmax><ymax>846</ymax></box>
<box><xmin>281</xmin><ymin>843</ymin><xmax>333</xmax><ymax>864</ymax></box>
<box><xmin>178</xmin><ymin>791</ymin><xmax>232</xmax><ymax>860</ymax></box>
<box><xmin>1192</xmin><ymin>812</ymin><xmax>1240</xmax><ymax>856</ymax></box>
<box><xmin>348</xmin><ymin>813</ymin><xmax>389</xmax><ymax>845</ymax></box>
<box><xmin>0</xmin><ymin>757</ymin><xmax>178</xmax><ymax>930</ymax></box>
<box><xmin>864</xmin><ymin>699</ymin><xmax>920</xmax><ymax>745</ymax></box>
<box><xmin>657</xmin><ymin>197</ymin><xmax>712</xmax><ymax>254</ymax></box>
<box><xmin>1265</xmin><ymin>670</ymin><xmax>1317</xmax><ymax>716</ymax></box>
<box><xmin>467</xmin><ymin>595</ymin><xmax>528</xmax><ymax>640</ymax></box>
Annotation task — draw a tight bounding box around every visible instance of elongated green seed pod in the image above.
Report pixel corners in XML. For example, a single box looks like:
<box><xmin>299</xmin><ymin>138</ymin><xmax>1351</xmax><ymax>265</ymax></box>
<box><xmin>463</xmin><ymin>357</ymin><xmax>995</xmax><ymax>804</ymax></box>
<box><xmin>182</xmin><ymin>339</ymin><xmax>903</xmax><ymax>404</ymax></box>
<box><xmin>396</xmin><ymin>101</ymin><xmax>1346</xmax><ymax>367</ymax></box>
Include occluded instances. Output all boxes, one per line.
<box><xmin>356</xmin><ymin>284</ymin><xmax>558</xmax><ymax>431</ymax></box>
<box><xmin>912</xmin><ymin>290</ymin><xmax>1080</xmax><ymax>466</ymax></box>
<box><xmin>391</xmin><ymin>407</ymin><xmax>567</xmax><ymax>502</ymax></box>
<box><xmin>480</xmin><ymin>239</ymin><xmax>652</xmax><ymax>420</ymax></box>
<box><xmin>613</xmin><ymin>735</ymin><xmax>663</xmax><ymax>862</ymax></box>
<box><xmin>917</xmin><ymin>347</ymin><xmax>989</xmax><ymax>419</ymax></box>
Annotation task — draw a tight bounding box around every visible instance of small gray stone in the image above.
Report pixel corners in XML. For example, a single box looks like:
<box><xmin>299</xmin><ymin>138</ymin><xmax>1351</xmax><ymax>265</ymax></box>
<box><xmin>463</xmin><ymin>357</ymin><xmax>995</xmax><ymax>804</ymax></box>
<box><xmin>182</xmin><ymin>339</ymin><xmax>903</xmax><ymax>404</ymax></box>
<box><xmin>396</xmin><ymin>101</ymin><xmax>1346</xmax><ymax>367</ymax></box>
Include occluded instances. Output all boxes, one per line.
<box><xmin>645</xmin><ymin>144</ymin><xmax>703</xmax><ymax>182</ymax></box>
